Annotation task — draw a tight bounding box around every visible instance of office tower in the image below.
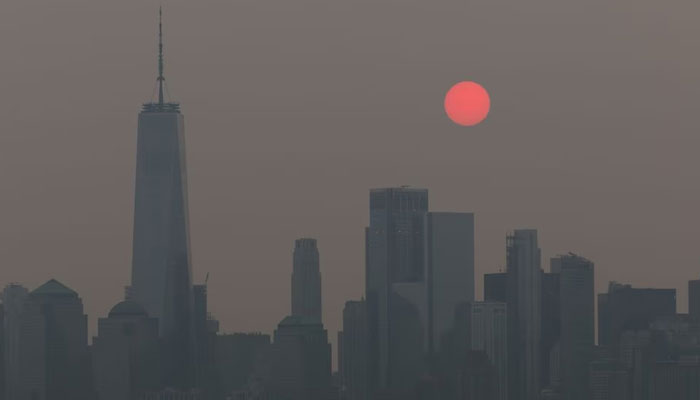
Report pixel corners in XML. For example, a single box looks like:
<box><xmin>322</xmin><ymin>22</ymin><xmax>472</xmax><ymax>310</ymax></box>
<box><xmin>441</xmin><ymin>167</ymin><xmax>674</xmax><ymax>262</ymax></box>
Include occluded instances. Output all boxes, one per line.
<box><xmin>92</xmin><ymin>301</ymin><xmax>160</xmax><ymax>400</ymax></box>
<box><xmin>17</xmin><ymin>279</ymin><xmax>92</xmax><ymax>400</ymax></box>
<box><xmin>597</xmin><ymin>282</ymin><xmax>676</xmax><ymax>354</ymax></box>
<box><xmin>470</xmin><ymin>302</ymin><xmax>507</xmax><ymax>400</ymax></box>
<box><xmin>341</xmin><ymin>300</ymin><xmax>368</xmax><ymax>400</ymax></box>
<box><xmin>484</xmin><ymin>273</ymin><xmax>507</xmax><ymax>303</ymax></box>
<box><xmin>2</xmin><ymin>284</ymin><xmax>27</xmax><ymax>400</ymax></box>
<box><xmin>506</xmin><ymin>229</ymin><xmax>542</xmax><ymax>400</ymax></box>
<box><xmin>541</xmin><ymin>271</ymin><xmax>560</xmax><ymax>389</ymax></box>
<box><xmin>214</xmin><ymin>333</ymin><xmax>271</xmax><ymax>398</ymax></box>
<box><xmin>129</xmin><ymin>9</ymin><xmax>194</xmax><ymax>389</ymax></box>
<box><xmin>425</xmin><ymin>212</ymin><xmax>475</xmax><ymax>353</ymax></box>
<box><xmin>553</xmin><ymin>254</ymin><xmax>594</xmax><ymax>400</ymax></box>
<box><xmin>292</xmin><ymin>238</ymin><xmax>322</xmax><ymax>320</ymax></box>
<box><xmin>0</xmin><ymin>302</ymin><xmax>4</xmax><ymax>400</ymax></box>
<box><xmin>258</xmin><ymin>316</ymin><xmax>334</xmax><ymax>400</ymax></box>
<box><xmin>457</xmin><ymin>351</ymin><xmax>499</xmax><ymax>400</ymax></box>
<box><xmin>689</xmin><ymin>279</ymin><xmax>700</xmax><ymax>320</ymax></box>
<box><xmin>651</xmin><ymin>357</ymin><xmax>700</xmax><ymax>400</ymax></box>
<box><xmin>193</xmin><ymin>284</ymin><xmax>217</xmax><ymax>392</ymax></box>
<box><xmin>365</xmin><ymin>187</ymin><xmax>429</xmax><ymax>396</ymax></box>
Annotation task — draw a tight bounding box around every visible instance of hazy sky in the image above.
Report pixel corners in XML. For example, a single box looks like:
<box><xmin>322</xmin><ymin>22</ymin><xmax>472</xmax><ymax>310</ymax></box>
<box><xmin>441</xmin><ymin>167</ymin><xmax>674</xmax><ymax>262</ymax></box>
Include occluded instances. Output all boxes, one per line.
<box><xmin>1</xmin><ymin>0</ymin><xmax>699</xmax><ymax>357</ymax></box>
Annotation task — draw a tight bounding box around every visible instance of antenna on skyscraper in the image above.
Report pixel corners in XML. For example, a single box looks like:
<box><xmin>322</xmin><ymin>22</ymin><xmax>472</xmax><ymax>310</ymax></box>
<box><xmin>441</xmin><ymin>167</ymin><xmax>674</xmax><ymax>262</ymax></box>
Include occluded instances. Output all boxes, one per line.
<box><xmin>157</xmin><ymin>6</ymin><xmax>165</xmax><ymax>106</ymax></box>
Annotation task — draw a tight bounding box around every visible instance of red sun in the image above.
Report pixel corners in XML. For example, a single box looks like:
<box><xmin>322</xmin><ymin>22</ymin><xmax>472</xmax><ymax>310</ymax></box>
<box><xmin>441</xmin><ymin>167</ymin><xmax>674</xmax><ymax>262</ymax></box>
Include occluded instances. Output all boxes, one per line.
<box><xmin>444</xmin><ymin>81</ymin><xmax>490</xmax><ymax>126</ymax></box>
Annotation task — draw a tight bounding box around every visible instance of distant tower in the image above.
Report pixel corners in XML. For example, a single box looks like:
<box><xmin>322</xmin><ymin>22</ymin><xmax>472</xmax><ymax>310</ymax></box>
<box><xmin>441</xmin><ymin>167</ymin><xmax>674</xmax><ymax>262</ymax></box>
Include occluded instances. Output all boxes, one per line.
<box><xmin>425</xmin><ymin>211</ymin><xmax>475</xmax><ymax>353</ymax></box>
<box><xmin>92</xmin><ymin>301</ymin><xmax>160</xmax><ymax>400</ymax></box>
<box><xmin>470</xmin><ymin>301</ymin><xmax>508</xmax><ymax>400</ymax></box>
<box><xmin>554</xmin><ymin>253</ymin><xmax>594</xmax><ymax>400</ymax></box>
<box><xmin>18</xmin><ymin>280</ymin><xmax>92</xmax><ymax>399</ymax></box>
<box><xmin>129</xmin><ymin>7</ymin><xmax>194</xmax><ymax>389</ymax></box>
<box><xmin>291</xmin><ymin>238</ymin><xmax>322</xmax><ymax>321</ymax></box>
<box><xmin>506</xmin><ymin>229</ymin><xmax>542</xmax><ymax>400</ymax></box>
<box><xmin>689</xmin><ymin>278</ymin><xmax>700</xmax><ymax>320</ymax></box>
<box><xmin>2</xmin><ymin>284</ymin><xmax>28</xmax><ymax>400</ymax></box>
<box><xmin>341</xmin><ymin>300</ymin><xmax>368</xmax><ymax>400</ymax></box>
<box><xmin>365</xmin><ymin>187</ymin><xmax>429</xmax><ymax>396</ymax></box>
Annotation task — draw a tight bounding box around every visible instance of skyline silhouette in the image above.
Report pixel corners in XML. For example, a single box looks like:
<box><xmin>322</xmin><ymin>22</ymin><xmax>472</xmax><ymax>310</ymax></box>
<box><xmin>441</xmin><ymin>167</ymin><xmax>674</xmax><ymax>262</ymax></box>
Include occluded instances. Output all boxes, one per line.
<box><xmin>0</xmin><ymin>1</ymin><xmax>699</xmax><ymax>367</ymax></box>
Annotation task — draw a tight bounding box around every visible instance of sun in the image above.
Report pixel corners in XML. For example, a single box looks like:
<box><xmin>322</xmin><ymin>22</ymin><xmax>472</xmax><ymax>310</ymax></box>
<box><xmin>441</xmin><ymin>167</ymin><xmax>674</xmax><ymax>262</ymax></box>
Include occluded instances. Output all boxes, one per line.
<box><xmin>444</xmin><ymin>81</ymin><xmax>490</xmax><ymax>127</ymax></box>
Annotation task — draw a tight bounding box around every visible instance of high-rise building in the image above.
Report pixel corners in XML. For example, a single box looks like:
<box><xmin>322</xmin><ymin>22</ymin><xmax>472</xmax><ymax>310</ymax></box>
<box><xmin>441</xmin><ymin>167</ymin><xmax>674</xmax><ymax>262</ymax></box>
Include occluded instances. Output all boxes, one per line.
<box><xmin>484</xmin><ymin>273</ymin><xmax>507</xmax><ymax>303</ymax></box>
<box><xmin>129</xmin><ymin>9</ymin><xmax>194</xmax><ymax>389</ymax></box>
<box><xmin>341</xmin><ymin>300</ymin><xmax>368</xmax><ymax>400</ymax></box>
<box><xmin>688</xmin><ymin>279</ymin><xmax>700</xmax><ymax>320</ymax></box>
<box><xmin>470</xmin><ymin>302</ymin><xmax>507</xmax><ymax>400</ymax></box>
<box><xmin>292</xmin><ymin>238</ymin><xmax>322</xmax><ymax>321</ymax></box>
<box><xmin>506</xmin><ymin>229</ymin><xmax>542</xmax><ymax>400</ymax></box>
<box><xmin>17</xmin><ymin>279</ymin><xmax>92</xmax><ymax>400</ymax></box>
<box><xmin>92</xmin><ymin>301</ymin><xmax>161</xmax><ymax>400</ymax></box>
<box><xmin>2</xmin><ymin>284</ymin><xmax>27</xmax><ymax>400</ymax></box>
<box><xmin>365</xmin><ymin>187</ymin><xmax>429</xmax><ymax>396</ymax></box>
<box><xmin>425</xmin><ymin>212</ymin><xmax>475</xmax><ymax>353</ymax></box>
<box><xmin>554</xmin><ymin>254</ymin><xmax>594</xmax><ymax>400</ymax></box>
<box><xmin>0</xmin><ymin>302</ymin><xmax>4</xmax><ymax>400</ymax></box>
<box><xmin>541</xmin><ymin>271</ymin><xmax>560</xmax><ymax>389</ymax></box>
<box><xmin>597</xmin><ymin>282</ymin><xmax>676</xmax><ymax>354</ymax></box>
<box><xmin>651</xmin><ymin>357</ymin><xmax>700</xmax><ymax>400</ymax></box>
<box><xmin>258</xmin><ymin>316</ymin><xmax>334</xmax><ymax>400</ymax></box>
<box><xmin>213</xmin><ymin>333</ymin><xmax>271</xmax><ymax>398</ymax></box>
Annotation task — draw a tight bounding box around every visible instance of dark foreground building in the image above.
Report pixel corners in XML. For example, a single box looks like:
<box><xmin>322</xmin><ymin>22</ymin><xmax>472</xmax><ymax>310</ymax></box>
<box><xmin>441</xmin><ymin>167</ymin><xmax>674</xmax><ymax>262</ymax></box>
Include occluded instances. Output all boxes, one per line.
<box><xmin>257</xmin><ymin>316</ymin><xmax>335</xmax><ymax>400</ymax></box>
<box><xmin>17</xmin><ymin>280</ymin><xmax>93</xmax><ymax>400</ymax></box>
<box><xmin>92</xmin><ymin>301</ymin><xmax>161</xmax><ymax>400</ymax></box>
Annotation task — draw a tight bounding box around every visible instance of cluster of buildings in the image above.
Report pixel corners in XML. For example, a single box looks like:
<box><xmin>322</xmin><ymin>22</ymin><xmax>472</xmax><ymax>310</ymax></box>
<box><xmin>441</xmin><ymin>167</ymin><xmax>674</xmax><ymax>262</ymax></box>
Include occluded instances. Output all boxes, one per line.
<box><xmin>2</xmin><ymin>12</ymin><xmax>700</xmax><ymax>400</ymax></box>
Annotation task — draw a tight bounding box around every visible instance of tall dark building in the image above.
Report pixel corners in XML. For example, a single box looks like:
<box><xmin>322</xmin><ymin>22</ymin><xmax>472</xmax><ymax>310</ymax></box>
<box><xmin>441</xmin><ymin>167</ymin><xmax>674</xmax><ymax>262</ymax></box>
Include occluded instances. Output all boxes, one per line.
<box><xmin>258</xmin><ymin>316</ymin><xmax>334</xmax><ymax>400</ymax></box>
<box><xmin>688</xmin><ymin>279</ymin><xmax>700</xmax><ymax>320</ymax></box>
<box><xmin>92</xmin><ymin>301</ymin><xmax>161</xmax><ymax>400</ymax></box>
<box><xmin>0</xmin><ymin>302</ymin><xmax>4</xmax><ymax>400</ymax></box>
<box><xmin>506</xmin><ymin>229</ymin><xmax>542</xmax><ymax>400</ymax></box>
<box><xmin>484</xmin><ymin>273</ymin><xmax>507</xmax><ymax>303</ymax></box>
<box><xmin>365</xmin><ymin>187</ymin><xmax>429</xmax><ymax>397</ymax></box>
<box><xmin>541</xmin><ymin>271</ymin><xmax>560</xmax><ymax>389</ymax></box>
<box><xmin>17</xmin><ymin>280</ymin><xmax>92</xmax><ymax>400</ymax></box>
<box><xmin>214</xmin><ymin>333</ymin><xmax>271</xmax><ymax>398</ymax></box>
<box><xmin>425</xmin><ymin>212</ymin><xmax>475</xmax><ymax>353</ymax></box>
<box><xmin>554</xmin><ymin>254</ymin><xmax>594</xmax><ymax>400</ymax></box>
<box><xmin>2</xmin><ymin>284</ymin><xmax>27</xmax><ymax>400</ymax></box>
<box><xmin>341</xmin><ymin>300</ymin><xmax>368</xmax><ymax>400</ymax></box>
<box><xmin>597</xmin><ymin>282</ymin><xmax>676</xmax><ymax>354</ymax></box>
<box><xmin>193</xmin><ymin>284</ymin><xmax>217</xmax><ymax>393</ymax></box>
<box><xmin>129</xmin><ymin>9</ymin><xmax>194</xmax><ymax>389</ymax></box>
<box><xmin>292</xmin><ymin>238</ymin><xmax>322</xmax><ymax>321</ymax></box>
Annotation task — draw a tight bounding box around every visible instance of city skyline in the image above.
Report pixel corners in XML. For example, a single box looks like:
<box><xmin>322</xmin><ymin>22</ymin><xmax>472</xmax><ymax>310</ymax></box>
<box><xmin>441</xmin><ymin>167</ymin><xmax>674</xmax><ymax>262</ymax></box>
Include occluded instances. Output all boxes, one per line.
<box><xmin>1</xmin><ymin>0</ymin><xmax>700</xmax><ymax>371</ymax></box>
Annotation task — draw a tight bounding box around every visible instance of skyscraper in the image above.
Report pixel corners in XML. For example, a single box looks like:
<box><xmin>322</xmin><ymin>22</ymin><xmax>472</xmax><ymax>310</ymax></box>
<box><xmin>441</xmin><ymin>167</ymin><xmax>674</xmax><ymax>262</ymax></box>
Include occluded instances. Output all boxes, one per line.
<box><xmin>688</xmin><ymin>278</ymin><xmax>700</xmax><ymax>320</ymax></box>
<box><xmin>365</xmin><ymin>187</ymin><xmax>429</xmax><ymax>396</ymax></box>
<box><xmin>2</xmin><ymin>284</ymin><xmax>27</xmax><ymax>400</ymax></box>
<box><xmin>129</xmin><ymin>9</ymin><xmax>194</xmax><ymax>389</ymax></box>
<box><xmin>258</xmin><ymin>316</ymin><xmax>334</xmax><ymax>400</ymax></box>
<box><xmin>484</xmin><ymin>272</ymin><xmax>507</xmax><ymax>303</ymax></box>
<box><xmin>92</xmin><ymin>301</ymin><xmax>161</xmax><ymax>400</ymax></box>
<box><xmin>506</xmin><ymin>229</ymin><xmax>542</xmax><ymax>400</ymax></box>
<box><xmin>17</xmin><ymin>280</ymin><xmax>92</xmax><ymax>400</ymax></box>
<box><xmin>425</xmin><ymin>212</ymin><xmax>474</xmax><ymax>353</ymax></box>
<box><xmin>341</xmin><ymin>300</ymin><xmax>368</xmax><ymax>400</ymax></box>
<box><xmin>597</xmin><ymin>282</ymin><xmax>676</xmax><ymax>354</ymax></box>
<box><xmin>554</xmin><ymin>253</ymin><xmax>594</xmax><ymax>400</ymax></box>
<box><xmin>292</xmin><ymin>238</ymin><xmax>322</xmax><ymax>321</ymax></box>
<box><xmin>541</xmin><ymin>271</ymin><xmax>560</xmax><ymax>389</ymax></box>
<box><xmin>470</xmin><ymin>301</ymin><xmax>508</xmax><ymax>400</ymax></box>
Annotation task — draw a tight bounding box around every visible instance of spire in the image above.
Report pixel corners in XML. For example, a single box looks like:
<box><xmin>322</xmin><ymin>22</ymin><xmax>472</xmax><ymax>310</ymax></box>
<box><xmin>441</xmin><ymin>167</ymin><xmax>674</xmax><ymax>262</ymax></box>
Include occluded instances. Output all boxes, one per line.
<box><xmin>157</xmin><ymin>6</ymin><xmax>165</xmax><ymax>105</ymax></box>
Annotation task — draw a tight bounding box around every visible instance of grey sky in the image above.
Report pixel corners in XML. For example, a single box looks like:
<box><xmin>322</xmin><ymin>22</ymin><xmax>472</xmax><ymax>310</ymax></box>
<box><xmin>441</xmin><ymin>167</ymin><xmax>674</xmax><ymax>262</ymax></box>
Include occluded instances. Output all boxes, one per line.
<box><xmin>0</xmin><ymin>0</ymin><xmax>699</xmax><ymax>357</ymax></box>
